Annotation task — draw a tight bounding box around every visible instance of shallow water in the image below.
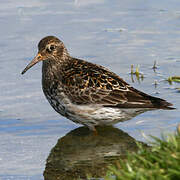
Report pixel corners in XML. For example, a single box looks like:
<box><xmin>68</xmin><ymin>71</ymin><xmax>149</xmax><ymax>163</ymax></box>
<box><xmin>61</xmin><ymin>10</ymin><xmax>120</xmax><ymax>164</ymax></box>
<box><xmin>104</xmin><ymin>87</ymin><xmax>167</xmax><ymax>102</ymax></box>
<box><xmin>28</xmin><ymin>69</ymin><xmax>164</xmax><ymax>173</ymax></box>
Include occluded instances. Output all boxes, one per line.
<box><xmin>0</xmin><ymin>0</ymin><xmax>180</xmax><ymax>179</ymax></box>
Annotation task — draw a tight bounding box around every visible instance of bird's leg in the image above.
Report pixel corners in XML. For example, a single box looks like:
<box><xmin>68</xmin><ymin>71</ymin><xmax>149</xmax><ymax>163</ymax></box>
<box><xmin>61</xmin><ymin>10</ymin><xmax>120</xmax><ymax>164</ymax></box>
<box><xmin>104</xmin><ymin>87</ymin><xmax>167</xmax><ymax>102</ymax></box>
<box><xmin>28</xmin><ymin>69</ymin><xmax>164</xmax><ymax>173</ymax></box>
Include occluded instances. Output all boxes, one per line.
<box><xmin>88</xmin><ymin>125</ymin><xmax>98</xmax><ymax>136</ymax></box>
<box><xmin>93</xmin><ymin>128</ymin><xmax>98</xmax><ymax>136</ymax></box>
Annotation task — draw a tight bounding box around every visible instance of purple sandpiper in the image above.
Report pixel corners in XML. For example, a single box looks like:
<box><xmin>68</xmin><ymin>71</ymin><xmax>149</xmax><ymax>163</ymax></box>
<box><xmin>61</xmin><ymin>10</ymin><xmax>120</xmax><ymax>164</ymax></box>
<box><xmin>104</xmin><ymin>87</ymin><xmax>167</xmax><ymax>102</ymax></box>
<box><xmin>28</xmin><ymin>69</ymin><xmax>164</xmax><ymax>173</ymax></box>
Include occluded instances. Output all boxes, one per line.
<box><xmin>22</xmin><ymin>36</ymin><xmax>174</xmax><ymax>132</ymax></box>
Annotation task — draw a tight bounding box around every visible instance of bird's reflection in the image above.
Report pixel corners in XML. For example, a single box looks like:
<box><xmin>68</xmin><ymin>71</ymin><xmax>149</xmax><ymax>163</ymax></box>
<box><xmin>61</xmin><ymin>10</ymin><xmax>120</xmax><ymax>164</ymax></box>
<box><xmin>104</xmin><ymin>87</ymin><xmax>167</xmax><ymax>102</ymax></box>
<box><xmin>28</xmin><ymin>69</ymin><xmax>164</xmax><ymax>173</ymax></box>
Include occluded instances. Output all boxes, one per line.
<box><xmin>43</xmin><ymin>126</ymin><xmax>147</xmax><ymax>180</ymax></box>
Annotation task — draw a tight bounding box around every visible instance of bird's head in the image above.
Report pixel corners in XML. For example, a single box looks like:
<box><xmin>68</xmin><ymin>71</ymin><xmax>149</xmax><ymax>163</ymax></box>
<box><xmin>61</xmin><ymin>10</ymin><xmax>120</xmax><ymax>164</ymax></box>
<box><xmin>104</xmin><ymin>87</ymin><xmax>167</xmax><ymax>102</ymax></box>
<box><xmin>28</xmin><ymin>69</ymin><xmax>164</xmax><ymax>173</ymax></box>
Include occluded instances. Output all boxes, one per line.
<box><xmin>21</xmin><ymin>36</ymin><xmax>68</xmax><ymax>74</ymax></box>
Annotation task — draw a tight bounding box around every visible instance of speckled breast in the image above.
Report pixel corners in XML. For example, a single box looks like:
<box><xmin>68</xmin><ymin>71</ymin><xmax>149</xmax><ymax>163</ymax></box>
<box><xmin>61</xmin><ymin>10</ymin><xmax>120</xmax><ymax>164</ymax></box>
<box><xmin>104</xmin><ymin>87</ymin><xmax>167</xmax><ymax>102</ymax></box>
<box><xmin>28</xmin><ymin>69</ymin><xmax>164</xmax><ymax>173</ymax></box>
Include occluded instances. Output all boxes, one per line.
<box><xmin>42</xmin><ymin>79</ymin><xmax>68</xmax><ymax>117</ymax></box>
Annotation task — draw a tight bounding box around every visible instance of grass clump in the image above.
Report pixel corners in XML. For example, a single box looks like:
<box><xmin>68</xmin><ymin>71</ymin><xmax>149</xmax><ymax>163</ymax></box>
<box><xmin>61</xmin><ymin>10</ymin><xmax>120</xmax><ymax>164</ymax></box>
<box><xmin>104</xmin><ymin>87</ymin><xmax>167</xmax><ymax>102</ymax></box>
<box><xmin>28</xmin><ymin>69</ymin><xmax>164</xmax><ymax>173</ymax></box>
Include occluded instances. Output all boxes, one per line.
<box><xmin>105</xmin><ymin>125</ymin><xmax>180</xmax><ymax>180</ymax></box>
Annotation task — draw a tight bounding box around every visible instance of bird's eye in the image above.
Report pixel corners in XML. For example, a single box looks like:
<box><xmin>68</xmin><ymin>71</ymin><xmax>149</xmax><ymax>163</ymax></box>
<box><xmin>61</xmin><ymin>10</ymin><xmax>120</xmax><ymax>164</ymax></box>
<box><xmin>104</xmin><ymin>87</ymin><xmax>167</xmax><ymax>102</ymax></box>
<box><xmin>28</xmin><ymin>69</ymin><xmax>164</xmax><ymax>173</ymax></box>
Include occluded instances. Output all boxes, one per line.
<box><xmin>50</xmin><ymin>45</ymin><xmax>55</xmax><ymax>51</ymax></box>
<box><xmin>46</xmin><ymin>45</ymin><xmax>56</xmax><ymax>53</ymax></box>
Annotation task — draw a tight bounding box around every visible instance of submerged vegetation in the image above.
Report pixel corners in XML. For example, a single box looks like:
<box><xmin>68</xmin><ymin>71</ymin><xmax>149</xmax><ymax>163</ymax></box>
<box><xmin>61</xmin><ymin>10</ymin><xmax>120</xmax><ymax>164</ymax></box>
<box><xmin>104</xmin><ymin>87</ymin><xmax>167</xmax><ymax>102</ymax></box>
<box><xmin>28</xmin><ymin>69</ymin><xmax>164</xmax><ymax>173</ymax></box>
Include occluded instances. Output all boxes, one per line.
<box><xmin>168</xmin><ymin>76</ymin><xmax>180</xmax><ymax>84</ymax></box>
<box><xmin>130</xmin><ymin>64</ymin><xmax>144</xmax><ymax>82</ymax></box>
<box><xmin>104</xmin><ymin>125</ymin><xmax>180</xmax><ymax>180</ymax></box>
<box><xmin>152</xmin><ymin>60</ymin><xmax>158</xmax><ymax>71</ymax></box>
<box><xmin>130</xmin><ymin>62</ymin><xmax>180</xmax><ymax>91</ymax></box>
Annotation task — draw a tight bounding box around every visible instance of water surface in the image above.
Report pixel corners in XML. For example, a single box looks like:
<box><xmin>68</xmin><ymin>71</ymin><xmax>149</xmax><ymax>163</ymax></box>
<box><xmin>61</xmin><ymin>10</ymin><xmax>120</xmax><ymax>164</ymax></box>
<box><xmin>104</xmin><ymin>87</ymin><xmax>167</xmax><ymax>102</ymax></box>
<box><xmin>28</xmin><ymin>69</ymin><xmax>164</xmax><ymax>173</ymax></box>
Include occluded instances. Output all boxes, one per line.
<box><xmin>0</xmin><ymin>0</ymin><xmax>180</xmax><ymax>179</ymax></box>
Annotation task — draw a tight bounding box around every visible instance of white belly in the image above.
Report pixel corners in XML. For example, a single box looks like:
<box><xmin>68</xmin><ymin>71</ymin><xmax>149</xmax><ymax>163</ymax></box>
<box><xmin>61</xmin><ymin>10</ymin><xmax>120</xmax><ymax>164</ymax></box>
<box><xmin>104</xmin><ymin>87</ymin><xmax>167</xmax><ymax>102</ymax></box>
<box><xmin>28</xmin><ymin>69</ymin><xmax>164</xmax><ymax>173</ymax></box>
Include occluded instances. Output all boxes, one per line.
<box><xmin>63</xmin><ymin>103</ymin><xmax>149</xmax><ymax>129</ymax></box>
<box><xmin>44</xmin><ymin>90</ymin><xmax>150</xmax><ymax>130</ymax></box>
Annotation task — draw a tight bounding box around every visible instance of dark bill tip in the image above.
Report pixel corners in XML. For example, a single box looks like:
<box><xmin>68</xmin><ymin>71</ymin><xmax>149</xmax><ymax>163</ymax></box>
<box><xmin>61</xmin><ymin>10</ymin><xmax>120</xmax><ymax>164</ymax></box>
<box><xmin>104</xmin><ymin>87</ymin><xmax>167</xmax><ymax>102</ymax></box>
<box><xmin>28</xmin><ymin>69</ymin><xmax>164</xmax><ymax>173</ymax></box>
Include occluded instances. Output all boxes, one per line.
<box><xmin>21</xmin><ymin>53</ymin><xmax>43</xmax><ymax>75</ymax></box>
<box><xmin>21</xmin><ymin>67</ymin><xmax>29</xmax><ymax>75</ymax></box>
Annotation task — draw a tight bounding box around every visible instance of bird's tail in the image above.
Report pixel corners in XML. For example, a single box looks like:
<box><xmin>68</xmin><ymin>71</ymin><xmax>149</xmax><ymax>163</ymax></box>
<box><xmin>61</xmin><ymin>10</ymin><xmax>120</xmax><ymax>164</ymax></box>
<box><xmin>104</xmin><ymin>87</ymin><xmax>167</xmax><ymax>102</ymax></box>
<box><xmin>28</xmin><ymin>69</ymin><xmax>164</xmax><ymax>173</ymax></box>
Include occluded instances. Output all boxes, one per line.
<box><xmin>150</xmin><ymin>97</ymin><xmax>175</xmax><ymax>110</ymax></box>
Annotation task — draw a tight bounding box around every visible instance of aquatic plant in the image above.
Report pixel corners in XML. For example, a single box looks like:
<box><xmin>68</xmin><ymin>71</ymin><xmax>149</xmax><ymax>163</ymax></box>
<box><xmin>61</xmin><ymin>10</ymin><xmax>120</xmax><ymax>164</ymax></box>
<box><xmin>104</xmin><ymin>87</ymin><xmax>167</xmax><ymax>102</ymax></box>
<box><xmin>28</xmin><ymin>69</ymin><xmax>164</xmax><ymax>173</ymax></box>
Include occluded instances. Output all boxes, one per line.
<box><xmin>105</xmin><ymin>125</ymin><xmax>180</xmax><ymax>180</ymax></box>
<box><xmin>168</xmin><ymin>76</ymin><xmax>180</xmax><ymax>84</ymax></box>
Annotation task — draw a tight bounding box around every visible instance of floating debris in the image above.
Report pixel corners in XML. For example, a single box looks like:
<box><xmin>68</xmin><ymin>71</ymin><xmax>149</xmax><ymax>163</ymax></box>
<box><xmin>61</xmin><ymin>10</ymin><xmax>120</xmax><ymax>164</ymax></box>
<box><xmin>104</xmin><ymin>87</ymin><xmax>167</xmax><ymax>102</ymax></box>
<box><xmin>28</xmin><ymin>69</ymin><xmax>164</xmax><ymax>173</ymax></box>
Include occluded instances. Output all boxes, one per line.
<box><xmin>104</xmin><ymin>28</ymin><xmax>126</xmax><ymax>32</ymax></box>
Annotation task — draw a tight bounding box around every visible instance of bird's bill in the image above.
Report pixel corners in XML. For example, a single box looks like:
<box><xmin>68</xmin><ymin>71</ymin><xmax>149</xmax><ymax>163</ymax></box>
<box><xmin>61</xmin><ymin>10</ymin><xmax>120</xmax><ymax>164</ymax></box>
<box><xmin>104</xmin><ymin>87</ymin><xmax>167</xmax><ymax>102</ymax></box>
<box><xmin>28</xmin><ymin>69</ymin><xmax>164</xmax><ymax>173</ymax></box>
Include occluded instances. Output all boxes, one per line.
<box><xmin>21</xmin><ymin>53</ymin><xmax>45</xmax><ymax>74</ymax></box>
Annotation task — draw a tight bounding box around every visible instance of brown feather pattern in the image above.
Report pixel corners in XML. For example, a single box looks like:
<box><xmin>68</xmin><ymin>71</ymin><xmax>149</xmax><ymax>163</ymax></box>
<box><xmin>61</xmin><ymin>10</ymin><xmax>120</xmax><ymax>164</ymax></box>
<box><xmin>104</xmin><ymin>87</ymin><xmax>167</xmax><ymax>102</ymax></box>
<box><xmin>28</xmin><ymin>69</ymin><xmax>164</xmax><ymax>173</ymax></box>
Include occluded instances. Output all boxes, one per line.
<box><xmin>36</xmin><ymin>36</ymin><xmax>174</xmax><ymax>110</ymax></box>
<box><xmin>49</xmin><ymin>56</ymin><xmax>172</xmax><ymax>109</ymax></box>
<box><xmin>21</xmin><ymin>36</ymin><xmax>174</xmax><ymax>131</ymax></box>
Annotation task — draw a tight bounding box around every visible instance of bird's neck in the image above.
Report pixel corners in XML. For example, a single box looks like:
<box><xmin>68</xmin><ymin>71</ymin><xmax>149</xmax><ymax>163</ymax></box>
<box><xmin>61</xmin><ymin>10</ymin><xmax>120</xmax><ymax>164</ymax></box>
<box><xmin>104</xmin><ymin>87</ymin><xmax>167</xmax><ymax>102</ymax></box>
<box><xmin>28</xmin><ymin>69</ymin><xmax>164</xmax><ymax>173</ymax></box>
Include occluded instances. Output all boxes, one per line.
<box><xmin>42</xmin><ymin>56</ymin><xmax>70</xmax><ymax>89</ymax></box>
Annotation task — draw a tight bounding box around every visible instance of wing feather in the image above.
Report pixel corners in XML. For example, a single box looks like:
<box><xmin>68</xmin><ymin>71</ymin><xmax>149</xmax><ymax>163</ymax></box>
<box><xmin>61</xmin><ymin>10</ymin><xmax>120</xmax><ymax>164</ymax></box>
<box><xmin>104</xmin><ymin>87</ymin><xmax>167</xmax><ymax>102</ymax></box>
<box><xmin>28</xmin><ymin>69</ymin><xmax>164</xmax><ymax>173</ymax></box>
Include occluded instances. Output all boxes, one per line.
<box><xmin>59</xmin><ymin>58</ymin><xmax>172</xmax><ymax>109</ymax></box>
